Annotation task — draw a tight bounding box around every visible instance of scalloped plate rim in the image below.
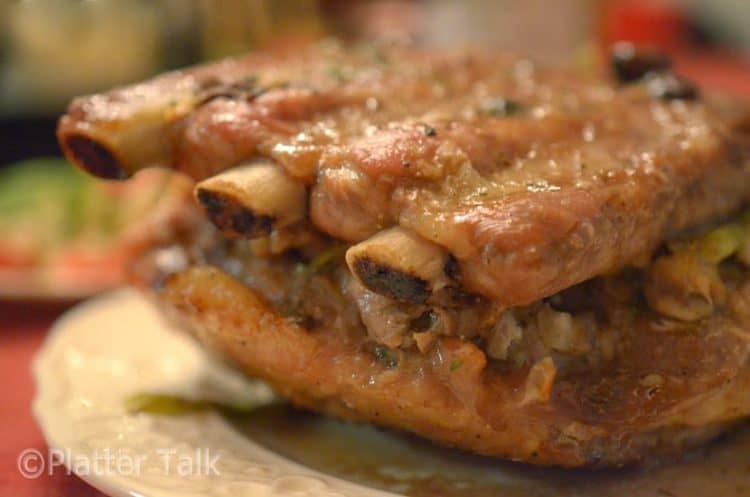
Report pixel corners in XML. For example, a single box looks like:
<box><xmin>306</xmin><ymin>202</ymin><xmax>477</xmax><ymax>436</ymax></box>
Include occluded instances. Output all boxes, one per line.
<box><xmin>32</xmin><ymin>288</ymin><xmax>401</xmax><ymax>497</ymax></box>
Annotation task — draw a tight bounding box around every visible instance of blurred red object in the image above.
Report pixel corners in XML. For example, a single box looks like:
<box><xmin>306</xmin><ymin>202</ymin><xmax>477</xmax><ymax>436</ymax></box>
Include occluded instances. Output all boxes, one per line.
<box><xmin>598</xmin><ymin>0</ymin><xmax>689</xmax><ymax>50</ymax></box>
<box><xmin>598</xmin><ymin>0</ymin><xmax>750</xmax><ymax>98</ymax></box>
<box><xmin>672</xmin><ymin>50</ymin><xmax>750</xmax><ymax>98</ymax></box>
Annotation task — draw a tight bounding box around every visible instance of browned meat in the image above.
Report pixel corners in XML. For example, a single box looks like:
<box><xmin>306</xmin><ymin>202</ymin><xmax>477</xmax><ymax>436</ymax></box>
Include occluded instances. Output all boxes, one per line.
<box><xmin>59</xmin><ymin>42</ymin><xmax>750</xmax><ymax>307</ymax></box>
<box><xmin>133</xmin><ymin>256</ymin><xmax>750</xmax><ymax>467</ymax></box>
<box><xmin>124</xmin><ymin>207</ymin><xmax>750</xmax><ymax>467</ymax></box>
<box><xmin>60</xmin><ymin>41</ymin><xmax>750</xmax><ymax>468</ymax></box>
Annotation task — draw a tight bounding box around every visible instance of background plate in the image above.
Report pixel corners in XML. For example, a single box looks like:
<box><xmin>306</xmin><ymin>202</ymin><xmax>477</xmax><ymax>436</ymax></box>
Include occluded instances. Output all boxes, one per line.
<box><xmin>0</xmin><ymin>267</ymin><xmax>116</xmax><ymax>301</ymax></box>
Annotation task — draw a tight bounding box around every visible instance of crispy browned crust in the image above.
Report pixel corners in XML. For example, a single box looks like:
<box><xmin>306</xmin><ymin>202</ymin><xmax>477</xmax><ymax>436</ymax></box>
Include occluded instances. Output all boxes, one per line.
<box><xmin>145</xmin><ymin>265</ymin><xmax>750</xmax><ymax>467</ymax></box>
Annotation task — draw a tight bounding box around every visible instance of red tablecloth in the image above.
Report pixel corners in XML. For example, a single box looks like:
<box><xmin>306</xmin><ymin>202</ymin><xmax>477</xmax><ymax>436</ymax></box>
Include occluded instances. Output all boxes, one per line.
<box><xmin>0</xmin><ymin>302</ymin><xmax>106</xmax><ymax>497</ymax></box>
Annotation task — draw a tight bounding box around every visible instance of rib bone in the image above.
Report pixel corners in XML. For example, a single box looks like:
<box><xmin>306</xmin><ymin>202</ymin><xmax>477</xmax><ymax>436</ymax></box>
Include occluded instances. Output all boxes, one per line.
<box><xmin>195</xmin><ymin>161</ymin><xmax>306</xmax><ymax>238</ymax></box>
<box><xmin>346</xmin><ymin>227</ymin><xmax>452</xmax><ymax>304</ymax></box>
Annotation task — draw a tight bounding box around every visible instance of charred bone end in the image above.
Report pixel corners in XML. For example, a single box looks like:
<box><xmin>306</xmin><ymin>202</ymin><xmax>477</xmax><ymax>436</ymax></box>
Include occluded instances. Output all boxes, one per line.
<box><xmin>353</xmin><ymin>257</ymin><xmax>431</xmax><ymax>304</ymax></box>
<box><xmin>195</xmin><ymin>188</ymin><xmax>275</xmax><ymax>237</ymax></box>
<box><xmin>346</xmin><ymin>227</ymin><xmax>452</xmax><ymax>304</ymax></box>
<box><xmin>62</xmin><ymin>135</ymin><xmax>128</xmax><ymax>180</ymax></box>
<box><xmin>194</xmin><ymin>161</ymin><xmax>306</xmax><ymax>238</ymax></box>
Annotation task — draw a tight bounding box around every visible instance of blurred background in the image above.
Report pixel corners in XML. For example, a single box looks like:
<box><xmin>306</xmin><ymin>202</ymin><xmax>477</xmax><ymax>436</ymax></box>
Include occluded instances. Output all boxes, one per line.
<box><xmin>0</xmin><ymin>0</ymin><xmax>749</xmax><ymax>298</ymax></box>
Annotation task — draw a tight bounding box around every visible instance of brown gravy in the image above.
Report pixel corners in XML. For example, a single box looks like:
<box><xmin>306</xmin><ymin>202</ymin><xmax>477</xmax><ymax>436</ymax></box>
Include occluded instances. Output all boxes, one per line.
<box><xmin>229</xmin><ymin>405</ymin><xmax>750</xmax><ymax>497</ymax></box>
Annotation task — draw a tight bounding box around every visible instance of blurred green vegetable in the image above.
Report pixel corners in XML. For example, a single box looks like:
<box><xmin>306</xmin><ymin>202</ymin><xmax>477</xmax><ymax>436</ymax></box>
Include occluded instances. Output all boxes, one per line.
<box><xmin>695</xmin><ymin>222</ymin><xmax>746</xmax><ymax>263</ymax></box>
<box><xmin>0</xmin><ymin>158</ymin><xmax>175</xmax><ymax>263</ymax></box>
<box><xmin>125</xmin><ymin>393</ymin><xmax>262</xmax><ymax>417</ymax></box>
<box><xmin>668</xmin><ymin>209</ymin><xmax>750</xmax><ymax>264</ymax></box>
<box><xmin>0</xmin><ymin>158</ymin><xmax>116</xmax><ymax>243</ymax></box>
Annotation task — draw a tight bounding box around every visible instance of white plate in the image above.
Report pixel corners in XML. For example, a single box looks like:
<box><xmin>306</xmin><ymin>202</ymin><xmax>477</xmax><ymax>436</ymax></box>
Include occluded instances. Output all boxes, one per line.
<box><xmin>32</xmin><ymin>289</ymin><xmax>394</xmax><ymax>497</ymax></box>
<box><xmin>33</xmin><ymin>290</ymin><xmax>750</xmax><ymax>497</ymax></box>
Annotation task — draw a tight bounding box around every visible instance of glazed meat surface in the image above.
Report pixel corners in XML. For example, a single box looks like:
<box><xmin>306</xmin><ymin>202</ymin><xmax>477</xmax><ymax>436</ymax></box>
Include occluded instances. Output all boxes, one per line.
<box><xmin>59</xmin><ymin>41</ymin><xmax>750</xmax><ymax>467</ymax></box>
<box><xmin>59</xmin><ymin>42</ymin><xmax>750</xmax><ymax>307</ymax></box>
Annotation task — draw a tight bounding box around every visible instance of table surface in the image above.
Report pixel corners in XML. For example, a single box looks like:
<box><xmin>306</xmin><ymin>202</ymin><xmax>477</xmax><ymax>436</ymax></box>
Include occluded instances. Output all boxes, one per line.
<box><xmin>1</xmin><ymin>301</ymin><xmax>106</xmax><ymax>497</ymax></box>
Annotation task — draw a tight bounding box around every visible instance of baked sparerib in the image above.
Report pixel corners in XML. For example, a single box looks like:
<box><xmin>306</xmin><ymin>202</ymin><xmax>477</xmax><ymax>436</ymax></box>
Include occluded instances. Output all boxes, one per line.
<box><xmin>59</xmin><ymin>42</ymin><xmax>750</xmax><ymax>467</ymax></box>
